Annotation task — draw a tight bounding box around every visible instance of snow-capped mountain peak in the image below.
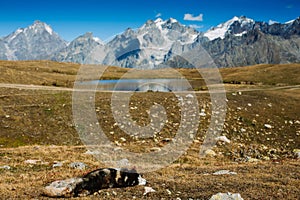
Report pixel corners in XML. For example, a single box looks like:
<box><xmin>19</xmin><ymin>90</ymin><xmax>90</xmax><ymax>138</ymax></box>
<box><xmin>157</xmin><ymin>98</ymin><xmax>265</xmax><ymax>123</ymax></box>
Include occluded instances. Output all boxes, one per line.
<box><xmin>204</xmin><ymin>16</ymin><xmax>254</xmax><ymax>40</ymax></box>
<box><xmin>28</xmin><ymin>20</ymin><xmax>54</xmax><ymax>35</ymax></box>
<box><xmin>167</xmin><ymin>18</ymin><xmax>178</xmax><ymax>23</ymax></box>
<box><xmin>1</xmin><ymin>16</ymin><xmax>300</xmax><ymax>68</ymax></box>
<box><xmin>268</xmin><ymin>20</ymin><xmax>279</xmax><ymax>25</ymax></box>
<box><xmin>102</xmin><ymin>17</ymin><xmax>200</xmax><ymax>68</ymax></box>
<box><xmin>1</xmin><ymin>20</ymin><xmax>66</xmax><ymax>60</ymax></box>
<box><xmin>154</xmin><ymin>18</ymin><xmax>163</xmax><ymax>23</ymax></box>
<box><xmin>73</xmin><ymin>32</ymin><xmax>104</xmax><ymax>45</ymax></box>
<box><xmin>153</xmin><ymin>18</ymin><xmax>178</xmax><ymax>24</ymax></box>
<box><xmin>93</xmin><ymin>36</ymin><xmax>104</xmax><ymax>45</ymax></box>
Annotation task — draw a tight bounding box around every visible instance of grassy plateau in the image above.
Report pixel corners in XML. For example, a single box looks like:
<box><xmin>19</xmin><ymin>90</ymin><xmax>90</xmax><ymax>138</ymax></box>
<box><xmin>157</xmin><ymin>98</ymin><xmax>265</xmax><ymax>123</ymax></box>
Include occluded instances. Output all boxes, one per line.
<box><xmin>0</xmin><ymin>60</ymin><xmax>299</xmax><ymax>199</ymax></box>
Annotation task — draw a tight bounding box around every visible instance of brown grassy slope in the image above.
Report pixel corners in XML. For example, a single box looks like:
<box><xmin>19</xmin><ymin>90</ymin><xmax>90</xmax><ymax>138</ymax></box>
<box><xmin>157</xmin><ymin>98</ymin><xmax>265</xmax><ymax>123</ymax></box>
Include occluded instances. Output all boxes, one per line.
<box><xmin>0</xmin><ymin>86</ymin><xmax>299</xmax><ymax>155</ymax></box>
<box><xmin>0</xmin><ymin>146</ymin><xmax>299</xmax><ymax>199</ymax></box>
<box><xmin>0</xmin><ymin>61</ymin><xmax>300</xmax><ymax>87</ymax></box>
<box><xmin>0</xmin><ymin>61</ymin><xmax>299</xmax><ymax>150</ymax></box>
<box><xmin>0</xmin><ymin>61</ymin><xmax>299</xmax><ymax>199</ymax></box>
<box><xmin>219</xmin><ymin>63</ymin><xmax>300</xmax><ymax>86</ymax></box>
<box><xmin>0</xmin><ymin>60</ymin><xmax>79</xmax><ymax>87</ymax></box>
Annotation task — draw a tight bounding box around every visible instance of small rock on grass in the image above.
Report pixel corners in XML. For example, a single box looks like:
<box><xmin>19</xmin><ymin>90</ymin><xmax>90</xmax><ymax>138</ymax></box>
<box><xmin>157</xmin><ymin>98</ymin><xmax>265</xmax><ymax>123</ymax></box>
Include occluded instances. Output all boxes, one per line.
<box><xmin>166</xmin><ymin>189</ymin><xmax>172</xmax><ymax>195</ymax></box>
<box><xmin>246</xmin><ymin>157</ymin><xmax>261</xmax><ymax>163</ymax></box>
<box><xmin>0</xmin><ymin>165</ymin><xmax>11</xmax><ymax>170</ymax></box>
<box><xmin>204</xmin><ymin>149</ymin><xmax>217</xmax><ymax>157</ymax></box>
<box><xmin>43</xmin><ymin>178</ymin><xmax>84</xmax><ymax>198</ymax></box>
<box><xmin>212</xmin><ymin>170</ymin><xmax>237</xmax><ymax>175</ymax></box>
<box><xmin>293</xmin><ymin>149</ymin><xmax>300</xmax><ymax>159</ymax></box>
<box><xmin>264</xmin><ymin>124</ymin><xmax>272</xmax><ymax>129</ymax></box>
<box><xmin>69</xmin><ymin>162</ymin><xmax>88</xmax><ymax>170</ymax></box>
<box><xmin>215</xmin><ymin>136</ymin><xmax>231</xmax><ymax>143</ymax></box>
<box><xmin>53</xmin><ymin>161</ymin><xmax>63</xmax><ymax>168</ymax></box>
<box><xmin>143</xmin><ymin>187</ymin><xmax>156</xmax><ymax>195</ymax></box>
<box><xmin>209</xmin><ymin>192</ymin><xmax>244</xmax><ymax>200</ymax></box>
<box><xmin>24</xmin><ymin>159</ymin><xmax>41</xmax><ymax>164</ymax></box>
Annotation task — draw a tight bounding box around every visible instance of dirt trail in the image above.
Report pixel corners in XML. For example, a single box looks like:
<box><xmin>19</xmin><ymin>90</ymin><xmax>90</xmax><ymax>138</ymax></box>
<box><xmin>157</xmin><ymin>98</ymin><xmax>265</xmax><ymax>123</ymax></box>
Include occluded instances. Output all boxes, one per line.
<box><xmin>0</xmin><ymin>83</ymin><xmax>74</xmax><ymax>91</ymax></box>
<box><xmin>0</xmin><ymin>83</ymin><xmax>299</xmax><ymax>93</ymax></box>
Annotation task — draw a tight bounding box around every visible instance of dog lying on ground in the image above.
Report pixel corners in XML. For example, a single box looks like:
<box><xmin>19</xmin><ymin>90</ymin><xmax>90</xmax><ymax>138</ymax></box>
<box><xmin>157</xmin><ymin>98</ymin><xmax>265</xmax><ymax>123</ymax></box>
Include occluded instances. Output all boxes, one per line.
<box><xmin>43</xmin><ymin>167</ymin><xmax>146</xmax><ymax>197</ymax></box>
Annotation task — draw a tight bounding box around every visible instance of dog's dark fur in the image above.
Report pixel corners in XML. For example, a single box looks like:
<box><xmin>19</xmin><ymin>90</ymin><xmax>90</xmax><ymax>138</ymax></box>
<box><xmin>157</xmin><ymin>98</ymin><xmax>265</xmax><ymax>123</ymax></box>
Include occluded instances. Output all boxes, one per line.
<box><xmin>73</xmin><ymin>168</ymin><xmax>140</xmax><ymax>196</ymax></box>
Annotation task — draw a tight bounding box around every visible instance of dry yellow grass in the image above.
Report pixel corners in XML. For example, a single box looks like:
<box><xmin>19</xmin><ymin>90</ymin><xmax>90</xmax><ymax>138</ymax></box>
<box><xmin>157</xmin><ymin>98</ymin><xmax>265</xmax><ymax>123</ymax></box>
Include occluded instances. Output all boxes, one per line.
<box><xmin>0</xmin><ymin>146</ymin><xmax>299</xmax><ymax>199</ymax></box>
<box><xmin>220</xmin><ymin>63</ymin><xmax>300</xmax><ymax>86</ymax></box>
<box><xmin>1</xmin><ymin>60</ymin><xmax>299</xmax><ymax>89</ymax></box>
<box><xmin>0</xmin><ymin>61</ymin><xmax>299</xmax><ymax>199</ymax></box>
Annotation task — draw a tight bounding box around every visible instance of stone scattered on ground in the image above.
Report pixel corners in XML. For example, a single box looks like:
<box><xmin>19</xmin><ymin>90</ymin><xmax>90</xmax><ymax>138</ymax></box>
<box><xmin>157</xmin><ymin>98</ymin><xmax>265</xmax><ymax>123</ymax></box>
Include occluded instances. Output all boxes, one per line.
<box><xmin>185</xmin><ymin>94</ymin><xmax>194</xmax><ymax>98</ymax></box>
<box><xmin>204</xmin><ymin>149</ymin><xmax>217</xmax><ymax>157</ymax></box>
<box><xmin>52</xmin><ymin>161</ymin><xmax>63</xmax><ymax>168</ymax></box>
<box><xmin>293</xmin><ymin>149</ymin><xmax>300</xmax><ymax>159</ymax></box>
<box><xmin>215</xmin><ymin>136</ymin><xmax>231</xmax><ymax>143</ymax></box>
<box><xmin>166</xmin><ymin>189</ymin><xmax>172</xmax><ymax>195</ymax></box>
<box><xmin>69</xmin><ymin>162</ymin><xmax>88</xmax><ymax>170</ymax></box>
<box><xmin>24</xmin><ymin>159</ymin><xmax>42</xmax><ymax>164</ymax></box>
<box><xmin>0</xmin><ymin>165</ymin><xmax>11</xmax><ymax>170</ymax></box>
<box><xmin>43</xmin><ymin>178</ymin><xmax>84</xmax><ymax>198</ymax></box>
<box><xmin>199</xmin><ymin>112</ymin><xmax>206</xmax><ymax>117</ymax></box>
<box><xmin>150</xmin><ymin>147</ymin><xmax>162</xmax><ymax>152</ymax></box>
<box><xmin>209</xmin><ymin>192</ymin><xmax>244</xmax><ymax>200</ymax></box>
<box><xmin>212</xmin><ymin>170</ymin><xmax>237</xmax><ymax>175</ymax></box>
<box><xmin>264</xmin><ymin>124</ymin><xmax>272</xmax><ymax>129</ymax></box>
<box><xmin>246</xmin><ymin>157</ymin><xmax>261</xmax><ymax>163</ymax></box>
<box><xmin>143</xmin><ymin>187</ymin><xmax>156</xmax><ymax>195</ymax></box>
<box><xmin>84</xmin><ymin>150</ymin><xmax>101</xmax><ymax>155</ymax></box>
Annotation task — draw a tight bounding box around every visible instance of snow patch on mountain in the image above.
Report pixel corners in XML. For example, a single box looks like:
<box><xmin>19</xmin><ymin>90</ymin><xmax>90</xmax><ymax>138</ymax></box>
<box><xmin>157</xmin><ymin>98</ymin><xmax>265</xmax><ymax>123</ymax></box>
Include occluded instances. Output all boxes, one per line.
<box><xmin>154</xmin><ymin>18</ymin><xmax>164</xmax><ymax>28</ymax></box>
<box><xmin>93</xmin><ymin>37</ymin><xmax>104</xmax><ymax>44</ymax></box>
<box><xmin>8</xmin><ymin>29</ymin><xmax>23</xmax><ymax>42</ymax></box>
<box><xmin>285</xmin><ymin>19</ymin><xmax>295</xmax><ymax>24</ymax></box>
<box><xmin>44</xmin><ymin>24</ymin><xmax>53</xmax><ymax>35</ymax></box>
<box><xmin>269</xmin><ymin>20</ymin><xmax>279</xmax><ymax>25</ymax></box>
<box><xmin>204</xmin><ymin>16</ymin><xmax>254</xmax><ymax>40</ymax></box>
<box><xmin>234</xmin><ymin>31</ymin><xmax>247</xmax><ymax>37</ymax></box>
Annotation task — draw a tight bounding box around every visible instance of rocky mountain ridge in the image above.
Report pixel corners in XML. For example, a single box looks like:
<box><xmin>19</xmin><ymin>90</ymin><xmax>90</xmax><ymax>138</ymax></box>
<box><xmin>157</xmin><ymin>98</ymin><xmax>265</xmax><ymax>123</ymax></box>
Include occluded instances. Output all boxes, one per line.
<box><xmin>0</xmin><ymin>16</ymin><xmax>299</xmax><ymax>68</ymax></box>
<box><xmin>0</xmin><ymin>20</ymin><xmax>67</xmax><ymax>60</ymax></box>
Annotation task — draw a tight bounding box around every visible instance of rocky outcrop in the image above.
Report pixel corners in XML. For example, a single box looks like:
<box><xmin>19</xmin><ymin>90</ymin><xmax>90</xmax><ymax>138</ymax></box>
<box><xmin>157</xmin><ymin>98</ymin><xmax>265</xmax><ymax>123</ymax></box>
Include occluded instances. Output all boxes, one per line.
<box><xmin>200</xmin><ymin>29</ymin><xmax>300</xmax><ymax>67</ymax></box>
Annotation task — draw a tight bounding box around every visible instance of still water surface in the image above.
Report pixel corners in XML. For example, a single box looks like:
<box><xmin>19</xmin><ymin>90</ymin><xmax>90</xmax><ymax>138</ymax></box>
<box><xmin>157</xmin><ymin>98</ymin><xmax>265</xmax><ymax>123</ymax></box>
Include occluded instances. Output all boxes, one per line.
<box><xmin>85</xmin><ymin>79</ymin><xmax>191</xmax><ymax>92</ymax></box>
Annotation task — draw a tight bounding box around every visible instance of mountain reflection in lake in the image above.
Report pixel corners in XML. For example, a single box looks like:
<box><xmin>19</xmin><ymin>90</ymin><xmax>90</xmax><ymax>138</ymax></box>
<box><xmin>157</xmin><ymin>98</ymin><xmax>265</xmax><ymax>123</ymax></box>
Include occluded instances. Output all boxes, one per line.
<box><xmin>85</xmin><ymin>79</ymin><xmax>192</xmax><ymax>92</ymax></box>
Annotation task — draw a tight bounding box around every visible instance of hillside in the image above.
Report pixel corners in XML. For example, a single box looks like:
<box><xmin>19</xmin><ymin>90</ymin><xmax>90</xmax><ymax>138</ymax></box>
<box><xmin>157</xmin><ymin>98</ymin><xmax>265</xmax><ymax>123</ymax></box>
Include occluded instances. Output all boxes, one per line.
<box><xmin>0</xmin><ymin>61</ymin><xmax>299</xmax><ymax>199</ymax></box>
<box><xmin>0</xmin><ymin>60</ymin><xmax>299</xmax><ymax>87</ymax></box>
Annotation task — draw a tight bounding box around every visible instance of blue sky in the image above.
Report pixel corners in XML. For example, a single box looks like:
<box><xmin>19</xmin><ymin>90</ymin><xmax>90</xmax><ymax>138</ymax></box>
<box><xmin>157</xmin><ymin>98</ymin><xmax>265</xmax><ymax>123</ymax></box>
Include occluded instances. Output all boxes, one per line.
<box><xmin>0</xmin><ymin>0</ymin><xmax>299</xmax><ymax>41</ymax></box>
